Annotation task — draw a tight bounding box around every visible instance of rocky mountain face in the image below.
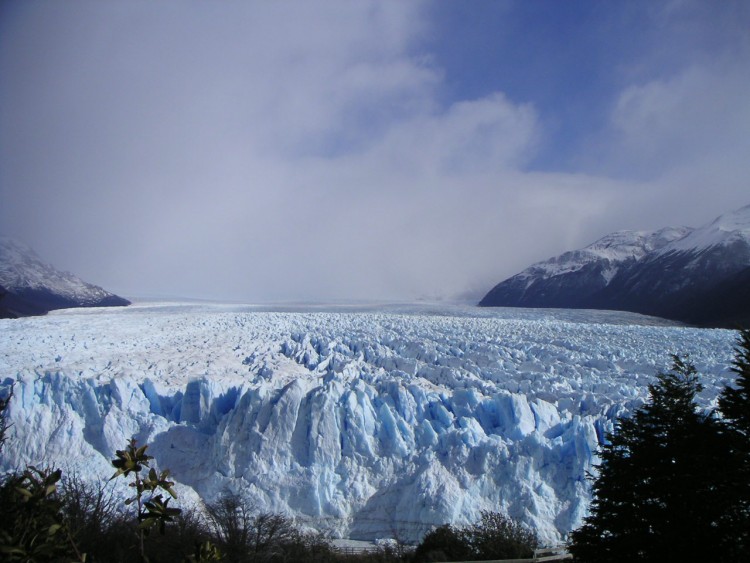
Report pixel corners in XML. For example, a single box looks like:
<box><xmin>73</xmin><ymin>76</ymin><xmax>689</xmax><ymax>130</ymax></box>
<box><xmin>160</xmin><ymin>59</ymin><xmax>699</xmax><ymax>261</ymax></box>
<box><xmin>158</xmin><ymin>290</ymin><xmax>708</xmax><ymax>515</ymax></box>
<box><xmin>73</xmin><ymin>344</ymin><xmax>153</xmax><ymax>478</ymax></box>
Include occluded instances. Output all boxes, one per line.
<box><xmin>0</xmin><ymin>237</ymin><xmax>130</xmax><ymax>317</ymax></box>
<box><xmin>479</xmin><ymin>205</ymin><xmax>750</xmax><ymax>327</ymax></box>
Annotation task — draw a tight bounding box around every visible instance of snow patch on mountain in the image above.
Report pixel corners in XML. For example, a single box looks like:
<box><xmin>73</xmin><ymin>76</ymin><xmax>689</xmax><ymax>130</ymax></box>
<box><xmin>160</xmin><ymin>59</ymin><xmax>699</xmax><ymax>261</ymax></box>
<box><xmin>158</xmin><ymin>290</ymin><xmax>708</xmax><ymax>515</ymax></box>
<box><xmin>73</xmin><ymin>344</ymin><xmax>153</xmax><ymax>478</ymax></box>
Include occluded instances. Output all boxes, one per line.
<box><xmin>0</xmin><ymin>303</ymin><xmax>738</xmax><ymax>543</ymax></box>
<box><xmin>518</xmin><ymin>227</ymin><xmax>692</xmax><ymax>282</ymax></box>
<box><xmin>1</xmin><ymin>238</ymin><xmax>101</xmax><ymax>303</ymax></box>
<box><xmin>480</xmin><ymin>204</ymin><xmax>750</xmax><ymax>326</ymax></box>
<box><xmin>658</xmin><ymin>204</ymin><xmax>750</xmax><ymax>254</ymax></box>
<box><xmin>0</xmin><ymin>237</ymin><xmax>129</xmax><ymax>314</ymax></box>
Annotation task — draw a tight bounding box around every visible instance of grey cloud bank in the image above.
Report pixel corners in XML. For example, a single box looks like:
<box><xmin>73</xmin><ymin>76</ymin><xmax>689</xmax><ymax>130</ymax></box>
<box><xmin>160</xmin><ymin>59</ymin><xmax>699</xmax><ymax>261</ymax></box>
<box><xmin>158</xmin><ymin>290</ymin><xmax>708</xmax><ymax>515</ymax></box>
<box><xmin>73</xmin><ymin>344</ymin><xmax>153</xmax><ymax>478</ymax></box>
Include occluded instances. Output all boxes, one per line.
<box><xmin>1</xmin><ymin>0</ymin><xmax>749</xmax><ymax>302</ymax></box>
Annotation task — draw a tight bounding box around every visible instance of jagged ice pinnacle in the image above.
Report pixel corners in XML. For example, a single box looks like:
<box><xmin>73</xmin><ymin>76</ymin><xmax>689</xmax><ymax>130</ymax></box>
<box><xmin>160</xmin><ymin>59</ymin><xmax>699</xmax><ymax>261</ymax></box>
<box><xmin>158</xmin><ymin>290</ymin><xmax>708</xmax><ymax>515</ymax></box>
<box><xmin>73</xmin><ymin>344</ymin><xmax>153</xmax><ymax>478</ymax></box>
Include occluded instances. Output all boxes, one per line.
<box><xmin>0</xmin><ymin>303</ymin><xmax>738</xmax><ymax>543</ymax></box>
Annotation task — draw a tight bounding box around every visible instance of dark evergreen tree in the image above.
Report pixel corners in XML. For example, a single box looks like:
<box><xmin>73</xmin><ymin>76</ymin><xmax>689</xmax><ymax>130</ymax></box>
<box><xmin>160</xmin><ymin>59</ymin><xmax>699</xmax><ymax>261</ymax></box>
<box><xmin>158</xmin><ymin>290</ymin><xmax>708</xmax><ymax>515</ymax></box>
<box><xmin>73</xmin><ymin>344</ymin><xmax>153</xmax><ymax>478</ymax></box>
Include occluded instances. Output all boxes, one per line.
<box><xmin>717</xmin><ymin>328</ymin><xmax>750</xmax><ymax>554</ymax></box>
<box><xmin>570</xmin><ymin>355</ymin><xmax>736</xmax><ymax>562</ymax></box>
<box><xmin>719</xmin><ymin>328</ymin><xmax>750</xmax><ymax>435</ymax></box>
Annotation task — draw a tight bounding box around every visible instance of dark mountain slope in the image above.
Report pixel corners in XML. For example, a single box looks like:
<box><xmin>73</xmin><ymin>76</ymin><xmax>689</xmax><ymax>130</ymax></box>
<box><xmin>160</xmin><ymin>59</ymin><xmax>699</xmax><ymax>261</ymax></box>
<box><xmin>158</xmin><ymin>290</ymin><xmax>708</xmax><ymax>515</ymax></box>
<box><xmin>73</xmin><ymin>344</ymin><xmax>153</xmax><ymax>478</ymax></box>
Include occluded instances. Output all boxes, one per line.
<box><xmin>0</xmin><ymin>238</ymin><xmax>130</xmax><ymax>317</ymax></box>
<box><xmin>480</xmin><ymin>205</ymin><xmax>750</xmax><ymax>327</ymax></box>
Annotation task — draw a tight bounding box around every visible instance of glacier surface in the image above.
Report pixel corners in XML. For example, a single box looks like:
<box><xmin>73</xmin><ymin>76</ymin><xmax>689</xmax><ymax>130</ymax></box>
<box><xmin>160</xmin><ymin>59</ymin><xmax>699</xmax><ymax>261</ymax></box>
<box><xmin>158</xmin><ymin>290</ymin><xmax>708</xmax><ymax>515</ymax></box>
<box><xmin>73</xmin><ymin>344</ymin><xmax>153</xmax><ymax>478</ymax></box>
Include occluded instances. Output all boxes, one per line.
<box><xmin>0</xmin><ymin>302</ymin><xmax>739</xmax><ymax>543</ymax></box>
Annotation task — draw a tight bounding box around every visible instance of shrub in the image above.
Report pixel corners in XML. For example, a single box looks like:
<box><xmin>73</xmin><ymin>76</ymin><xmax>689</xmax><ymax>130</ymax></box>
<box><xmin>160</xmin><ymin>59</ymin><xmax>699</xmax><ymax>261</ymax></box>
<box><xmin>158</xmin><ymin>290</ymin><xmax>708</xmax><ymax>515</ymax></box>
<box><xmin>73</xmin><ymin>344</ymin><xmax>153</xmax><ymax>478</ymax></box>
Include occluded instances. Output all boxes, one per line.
<box><xmin>205</xmin><ymin>490</ymin><xmax>317</xmax><ymax>562</ymax></box>
<box><xmin>0</xmin><ymin>384</ymin><xmax>12</xmax><ymax>453</ymax></box>
<box><xmin>414</xmin><ymin>512</ymin><xmax>537</xmax><ymax>562</ymax></box>
<box><xmin>110</xmin><ymin>437</ymin><xmax>183</xmax><ymax>559</ymax></box>
<box><xmin>59</xmin><ymin>472</ymin><xmax>118</xmax><ymax>554</ymax></box>
<box><xmin>413</xmin><ymin>524</ymin><xmax>471</xmax><ymax>562</ymax></box>
<box><xmin>0</xmin><ymin>466</ymin><xmax>84</xmax><ymax>562</ymax></box>
<box><xmin>466</xmin><ymin>511</ymin><xmax>538</xmax><ymax>560</ymax></box>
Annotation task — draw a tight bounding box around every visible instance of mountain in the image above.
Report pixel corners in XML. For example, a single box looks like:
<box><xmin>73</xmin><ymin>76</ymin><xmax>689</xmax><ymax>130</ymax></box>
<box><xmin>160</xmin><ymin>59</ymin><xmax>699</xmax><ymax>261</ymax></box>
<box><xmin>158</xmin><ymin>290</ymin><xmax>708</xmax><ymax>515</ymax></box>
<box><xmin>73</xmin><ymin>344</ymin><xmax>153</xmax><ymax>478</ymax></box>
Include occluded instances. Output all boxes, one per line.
<box><xmin>479</xmin><ymin>205</ymin><xmax>750</xmax><ymax>327</ymax></box>
<box><xmin>0</xmin><ymin>237</ymin><xmax>130</xmax><ymax>317</ymax></box>
<box><xmin>479</xmin><ymin>227</ymin><xmax>692</xmax><ymax>310</ymax></box>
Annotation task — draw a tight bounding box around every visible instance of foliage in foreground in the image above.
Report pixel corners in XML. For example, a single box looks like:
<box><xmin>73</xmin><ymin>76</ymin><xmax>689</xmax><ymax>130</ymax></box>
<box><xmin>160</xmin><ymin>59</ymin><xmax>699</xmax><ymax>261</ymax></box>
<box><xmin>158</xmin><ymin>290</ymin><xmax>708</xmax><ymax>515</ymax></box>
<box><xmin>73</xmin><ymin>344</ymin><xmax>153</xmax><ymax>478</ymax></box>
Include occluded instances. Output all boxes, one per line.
<box><xmin>413</xmin><ymin>510</ymin><xmax>538</xmax><ymax>562</ymax></box>
<box><xmin>204</xmin><ymin>490</ymin><xmax>335</xmax><ymax>562</ymax></box>
<box><xmin>570</xmin><ymin>329</ymin><xmax>750</xmax><ymax>562</ymax></box>
<box><xmin>0</xmin><ymin>466</ymin><xmax>84</xmax><ymax>562</ymax></box>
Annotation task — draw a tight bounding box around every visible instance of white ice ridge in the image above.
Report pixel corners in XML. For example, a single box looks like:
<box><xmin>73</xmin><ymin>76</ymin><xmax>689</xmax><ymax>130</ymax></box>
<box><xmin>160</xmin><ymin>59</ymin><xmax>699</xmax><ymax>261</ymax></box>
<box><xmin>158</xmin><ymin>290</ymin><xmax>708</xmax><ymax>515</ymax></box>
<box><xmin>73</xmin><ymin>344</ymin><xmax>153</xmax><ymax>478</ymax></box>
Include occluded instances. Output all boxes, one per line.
<box><xmin>0</xmin><ymin>302</ymin><xmax>739</xmax><ymax>543</ymax></box>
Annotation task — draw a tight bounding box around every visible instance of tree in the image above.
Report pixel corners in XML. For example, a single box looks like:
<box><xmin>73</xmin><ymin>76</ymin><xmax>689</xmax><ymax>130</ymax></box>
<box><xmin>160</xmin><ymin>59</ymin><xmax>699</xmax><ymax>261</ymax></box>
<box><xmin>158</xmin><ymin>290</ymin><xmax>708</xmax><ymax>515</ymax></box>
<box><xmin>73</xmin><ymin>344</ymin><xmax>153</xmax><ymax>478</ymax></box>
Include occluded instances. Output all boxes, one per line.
<box><xmin>466</xmin><ymin>511</ymin><xmax>538</xmax><ymax>560</ymax></box>
<box><xmin>205</xmin><ymin>491</ymin><xmax>253</xmax><ymax>562</ymax></box>
<box><xmin>719</xmin><ymin>328</ymin><xmax>750</xmax><ymax>435</ymax></box>
<box><xmin>414</xmin><ymin>512</ymin><xmax>537</xmax><ymax>562</ymax></box>
<box><xmin>205</xmin><ymin>491</ymin><xmax>301</xmax><ymax>563</ymax></box>
<box><xmin>247</xmin><ymin>512</ymin><xmax>298</xmax><ymax>561</ymax></box>
<box><xmin>570</xmin><ymin>355</ymin><xmax>737</xmax><ymax>562</ymax></box>
<box><xmin>717</xmin><ymin>328</ymin><xmax>750</xmax><ymax>553</ymax></box>
<box><xmin>414</xmin><ymin>524</ymin><xmax>471</xmax><ymax>562</ymax></box>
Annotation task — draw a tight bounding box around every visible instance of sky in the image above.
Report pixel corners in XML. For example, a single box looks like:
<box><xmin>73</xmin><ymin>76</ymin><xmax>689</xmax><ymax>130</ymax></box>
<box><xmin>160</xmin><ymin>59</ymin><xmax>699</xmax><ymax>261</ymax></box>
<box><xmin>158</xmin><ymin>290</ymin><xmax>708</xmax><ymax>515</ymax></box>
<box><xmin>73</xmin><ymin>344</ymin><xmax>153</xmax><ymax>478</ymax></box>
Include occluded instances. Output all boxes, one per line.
<box><xmin>1</xmin><ymin>0</ymin><xmax>749</xmax><ymax>302</ymax></box>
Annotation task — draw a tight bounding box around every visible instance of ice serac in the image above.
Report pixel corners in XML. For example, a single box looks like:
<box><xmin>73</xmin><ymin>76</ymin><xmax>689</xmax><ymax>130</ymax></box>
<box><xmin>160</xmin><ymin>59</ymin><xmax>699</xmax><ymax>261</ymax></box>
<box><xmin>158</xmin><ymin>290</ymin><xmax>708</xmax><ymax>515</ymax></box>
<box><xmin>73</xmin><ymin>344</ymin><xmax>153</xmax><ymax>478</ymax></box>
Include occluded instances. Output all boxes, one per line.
<box><xmin>0</xmin><ymin>237</ymin><xmax>130</xmax><ymax>317</ymax></box>
<box><xmin>0</xmin><ymin>304</ymin><xmax>738</xmax><ymax>543</ymax></box>
<box><xmin>480</xmin><ymin>204</ymin><xmax>750</xmax><ymax>327</ymax></box>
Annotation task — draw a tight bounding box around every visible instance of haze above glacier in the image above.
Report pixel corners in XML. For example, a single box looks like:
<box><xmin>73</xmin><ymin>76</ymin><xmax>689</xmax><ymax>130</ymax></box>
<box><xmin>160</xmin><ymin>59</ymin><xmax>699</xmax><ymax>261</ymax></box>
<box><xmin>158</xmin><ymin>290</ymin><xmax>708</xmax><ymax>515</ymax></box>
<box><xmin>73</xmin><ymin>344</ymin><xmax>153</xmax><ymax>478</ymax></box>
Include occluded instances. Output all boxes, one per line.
<box><xmin>0</xmin><ymin>302</ymin><xmax>738</xmax><ymax>543</ymax></box>
<box><xmin>1</xmin><ymin>1</ymin><xmax>749</xmax><ymax>303</ymax></box>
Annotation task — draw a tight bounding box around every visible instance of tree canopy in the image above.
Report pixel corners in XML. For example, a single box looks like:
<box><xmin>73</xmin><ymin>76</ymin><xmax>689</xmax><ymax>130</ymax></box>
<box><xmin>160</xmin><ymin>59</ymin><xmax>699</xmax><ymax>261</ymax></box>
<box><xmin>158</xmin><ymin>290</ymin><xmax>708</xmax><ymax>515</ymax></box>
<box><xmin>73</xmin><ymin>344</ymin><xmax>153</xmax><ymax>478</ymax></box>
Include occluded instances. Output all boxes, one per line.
<box><xmin>571</xmin><ymin>330</ymin><xmax>750</xmax><ymax>562</ymax></box>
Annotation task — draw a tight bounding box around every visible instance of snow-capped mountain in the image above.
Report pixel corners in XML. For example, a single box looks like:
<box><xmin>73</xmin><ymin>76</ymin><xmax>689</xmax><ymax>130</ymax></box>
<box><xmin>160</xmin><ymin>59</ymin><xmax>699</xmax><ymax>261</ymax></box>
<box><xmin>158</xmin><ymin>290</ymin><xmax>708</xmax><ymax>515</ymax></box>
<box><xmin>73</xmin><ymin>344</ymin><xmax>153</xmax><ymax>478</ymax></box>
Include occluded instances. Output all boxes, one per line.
<box><xmin>479</xmin><ymin>227</ymin><xmax>692</xmax><ymax>310</ymax></box>
<box><xmin>0</xmin><ymin>237</ymin><xmax>130</xmax><ymax>317</ymax></box>
<box><xmin>0</xmin><ymin>303</ymin><xmax>737</xmax><ymax>544</ymax></box>
<box><xmin>480</xmin><ymin>205</ymin><xmax>750</xmax><ymax>327</ymax></box>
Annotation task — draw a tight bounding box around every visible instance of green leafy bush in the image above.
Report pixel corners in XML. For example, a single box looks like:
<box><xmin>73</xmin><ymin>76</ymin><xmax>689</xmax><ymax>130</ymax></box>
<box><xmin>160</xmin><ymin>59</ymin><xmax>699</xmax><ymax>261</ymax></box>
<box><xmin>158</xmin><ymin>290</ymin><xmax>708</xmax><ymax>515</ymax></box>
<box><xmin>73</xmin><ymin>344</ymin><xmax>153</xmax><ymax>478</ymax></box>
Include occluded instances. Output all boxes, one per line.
<box><xmin>0</xmin><ymin>466</ymin><xmax>84</xmax><ymax>562</ymax></box>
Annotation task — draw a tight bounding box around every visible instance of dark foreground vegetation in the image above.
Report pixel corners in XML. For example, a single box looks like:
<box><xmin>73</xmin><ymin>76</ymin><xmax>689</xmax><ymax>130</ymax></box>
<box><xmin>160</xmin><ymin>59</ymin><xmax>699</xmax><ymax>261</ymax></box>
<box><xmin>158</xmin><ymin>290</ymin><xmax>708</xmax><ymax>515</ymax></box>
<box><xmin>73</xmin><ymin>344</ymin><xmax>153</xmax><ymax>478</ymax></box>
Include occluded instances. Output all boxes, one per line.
<box><xmin>2</xmin><ymin>329</ymin><xmax>749</xmax><ymax>561</ymax></box>
<box><xmin>570</xmin><ymin>329</ymin><xmax>750</xmax><ymax>561</ymax></box>
<box><xmin>0</xmin><ymin>460</ymin><xmax>536</xmax><ymax>563</ymax></box>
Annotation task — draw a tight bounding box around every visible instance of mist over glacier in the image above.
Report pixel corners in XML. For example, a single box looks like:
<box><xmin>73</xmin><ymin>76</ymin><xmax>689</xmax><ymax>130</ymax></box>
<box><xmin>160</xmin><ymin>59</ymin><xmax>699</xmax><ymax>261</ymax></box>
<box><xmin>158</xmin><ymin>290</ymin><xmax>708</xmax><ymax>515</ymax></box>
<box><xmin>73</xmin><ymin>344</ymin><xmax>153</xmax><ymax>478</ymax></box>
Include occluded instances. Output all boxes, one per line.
<box><xmin>0</xmin><ymin>303</ymin><xmax>739</xmax><ymax>543</ymax></box>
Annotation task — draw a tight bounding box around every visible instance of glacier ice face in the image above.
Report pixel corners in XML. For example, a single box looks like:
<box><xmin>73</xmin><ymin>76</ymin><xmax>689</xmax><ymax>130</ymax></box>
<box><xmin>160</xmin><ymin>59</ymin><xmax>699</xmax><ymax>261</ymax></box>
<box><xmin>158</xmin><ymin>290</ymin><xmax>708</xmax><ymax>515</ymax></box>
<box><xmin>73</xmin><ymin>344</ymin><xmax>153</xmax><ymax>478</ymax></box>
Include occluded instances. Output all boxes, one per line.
<box><xmin>0</xmin><ymin>302</ymin><xmax>738</xmax><ymax>543</ymax></box>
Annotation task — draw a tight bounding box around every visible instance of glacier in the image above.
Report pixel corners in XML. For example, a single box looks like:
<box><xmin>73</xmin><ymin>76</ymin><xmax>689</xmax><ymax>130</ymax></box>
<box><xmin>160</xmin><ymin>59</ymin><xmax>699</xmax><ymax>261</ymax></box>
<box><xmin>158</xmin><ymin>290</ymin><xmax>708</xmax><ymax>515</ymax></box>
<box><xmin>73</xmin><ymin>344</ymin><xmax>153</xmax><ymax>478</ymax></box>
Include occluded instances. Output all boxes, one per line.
<box><xmin>0</xmin><ymin>302</ymin><xmax>739</xmax><ymax>544</ymax></box>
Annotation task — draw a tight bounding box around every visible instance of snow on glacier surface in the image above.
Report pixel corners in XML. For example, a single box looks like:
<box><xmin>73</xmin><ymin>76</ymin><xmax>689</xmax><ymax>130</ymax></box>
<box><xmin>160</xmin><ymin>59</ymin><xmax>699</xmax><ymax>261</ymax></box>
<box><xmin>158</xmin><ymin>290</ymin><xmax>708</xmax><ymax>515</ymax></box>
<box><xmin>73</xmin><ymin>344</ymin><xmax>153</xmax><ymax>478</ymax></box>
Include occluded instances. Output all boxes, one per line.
<box><xmin>0</xmin><ymin>302</ymin><xmax>739</xmax><ymax>543</ymax></box>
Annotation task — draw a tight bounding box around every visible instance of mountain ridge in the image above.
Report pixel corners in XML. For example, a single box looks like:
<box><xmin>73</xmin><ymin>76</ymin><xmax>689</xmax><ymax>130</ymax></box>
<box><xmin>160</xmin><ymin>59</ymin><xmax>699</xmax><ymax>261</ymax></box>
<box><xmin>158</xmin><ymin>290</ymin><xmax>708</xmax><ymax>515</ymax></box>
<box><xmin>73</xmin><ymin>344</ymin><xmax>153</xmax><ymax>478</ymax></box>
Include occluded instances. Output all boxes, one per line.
<box><xmin>0</xmin><ymin>237</ymin><xmax>130</xmax><ymax>317</ymax></box>
<box><xmin>479</xmin><ymin>205</ymin><xmax>750</xmax><ymax>327</ymax></box>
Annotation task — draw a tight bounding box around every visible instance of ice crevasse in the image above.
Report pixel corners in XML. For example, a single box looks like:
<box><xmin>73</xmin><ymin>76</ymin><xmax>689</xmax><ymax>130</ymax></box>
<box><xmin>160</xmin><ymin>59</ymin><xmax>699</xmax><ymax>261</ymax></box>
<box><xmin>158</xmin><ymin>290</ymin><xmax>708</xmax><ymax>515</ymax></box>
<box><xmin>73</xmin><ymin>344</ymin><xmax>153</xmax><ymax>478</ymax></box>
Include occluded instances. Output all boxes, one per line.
<box><xmin>0</xmin><ymin>305</ymin><xmax>737</xmax><ymax>543</ymax></box>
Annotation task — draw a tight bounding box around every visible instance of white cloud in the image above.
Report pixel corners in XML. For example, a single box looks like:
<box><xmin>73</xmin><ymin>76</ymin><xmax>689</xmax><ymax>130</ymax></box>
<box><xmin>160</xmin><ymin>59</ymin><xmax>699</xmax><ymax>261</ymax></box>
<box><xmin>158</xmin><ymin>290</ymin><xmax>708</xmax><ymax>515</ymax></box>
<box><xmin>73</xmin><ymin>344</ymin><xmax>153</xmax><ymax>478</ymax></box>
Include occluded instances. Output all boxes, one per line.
<box><xmin>2</xmin><ymin>0</ymin><xmax>749</xmax><ymax>302</ymax></box>
<box><xmin>611</xmin><ymin>63</ymin><xmax>750</xmax><ymax>175</ymax></box>
<box><xmin>594</xmin><ymin>57</ymin><xmax>750</xmax><ymax>227</ymax></box>
<box><xmin>2</xmin><ymin>0</ymin><xmax>558</xmax><ymax>301</ymax></box>
<box><xmin>362</xmin><ymin>93</ymin><xmax>540</xmax><ymax>176</ymax></box>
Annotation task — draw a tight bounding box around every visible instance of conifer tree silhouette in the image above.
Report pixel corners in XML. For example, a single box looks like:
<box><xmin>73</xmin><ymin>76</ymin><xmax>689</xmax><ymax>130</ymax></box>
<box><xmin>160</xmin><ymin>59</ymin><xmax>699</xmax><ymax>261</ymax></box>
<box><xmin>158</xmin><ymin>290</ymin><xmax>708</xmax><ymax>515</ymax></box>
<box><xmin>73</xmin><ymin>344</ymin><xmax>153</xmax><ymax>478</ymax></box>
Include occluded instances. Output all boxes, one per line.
<box><xmin>570</xmin><ymin>355</ymin><xmax>736</xmax><ymax>562</ymax></box>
